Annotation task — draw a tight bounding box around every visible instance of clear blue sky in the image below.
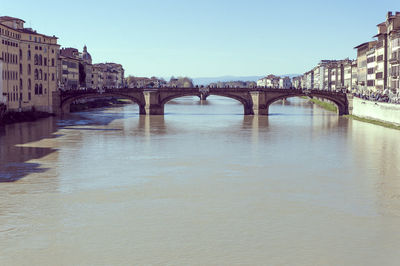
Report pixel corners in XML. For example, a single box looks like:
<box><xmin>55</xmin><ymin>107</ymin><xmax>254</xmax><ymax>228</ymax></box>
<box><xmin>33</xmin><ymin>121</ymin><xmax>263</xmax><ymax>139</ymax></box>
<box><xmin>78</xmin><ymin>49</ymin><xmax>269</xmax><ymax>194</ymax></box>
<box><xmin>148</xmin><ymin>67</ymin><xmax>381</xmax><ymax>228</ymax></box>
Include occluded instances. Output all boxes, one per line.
<box><xmin>1</xmin><ymin>0</ymin><xmax>399</xmax><ymax>77</ymax></box>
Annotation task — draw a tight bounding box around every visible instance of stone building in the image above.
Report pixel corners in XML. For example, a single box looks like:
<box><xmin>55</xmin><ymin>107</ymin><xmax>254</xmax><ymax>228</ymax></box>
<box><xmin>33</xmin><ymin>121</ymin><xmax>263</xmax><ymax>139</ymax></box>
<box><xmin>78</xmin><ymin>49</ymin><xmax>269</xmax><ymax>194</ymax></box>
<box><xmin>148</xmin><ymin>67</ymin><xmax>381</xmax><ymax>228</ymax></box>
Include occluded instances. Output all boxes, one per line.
<box><xmin>94</xmin><ymin>63</ymin><xmax>124</xmax><ymax>89</ymax></box>
<box><xmin>0</xmin><ymin>16</ymin><xmax>60</xmax><ymax>112</ymax></box>
<box><xmin>59</xmin><ymin>48</ymin><xmax>80</xmax><ymax>90</ymax></box>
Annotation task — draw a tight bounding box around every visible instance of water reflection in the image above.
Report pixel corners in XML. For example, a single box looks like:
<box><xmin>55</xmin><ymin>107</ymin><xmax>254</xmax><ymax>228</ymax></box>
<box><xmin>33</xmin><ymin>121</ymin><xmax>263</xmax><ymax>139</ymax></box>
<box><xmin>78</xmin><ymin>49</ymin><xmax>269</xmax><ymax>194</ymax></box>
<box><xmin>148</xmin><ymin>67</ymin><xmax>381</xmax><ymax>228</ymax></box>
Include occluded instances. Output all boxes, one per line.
<box><xmin>0</xmin><ymin>117</ymin><xmax>59</xmax><ymax>182</ymax></box>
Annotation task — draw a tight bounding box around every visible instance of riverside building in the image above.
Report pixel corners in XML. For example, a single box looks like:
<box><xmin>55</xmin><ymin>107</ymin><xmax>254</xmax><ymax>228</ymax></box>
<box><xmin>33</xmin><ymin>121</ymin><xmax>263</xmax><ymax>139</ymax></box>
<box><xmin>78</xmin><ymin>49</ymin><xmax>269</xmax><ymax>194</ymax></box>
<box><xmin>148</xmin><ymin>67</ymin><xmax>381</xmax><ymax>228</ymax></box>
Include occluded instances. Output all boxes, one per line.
<box><xmin>387</xmin><ymin>12</ymin><xmax>400</xmax><ymax>94</ymax></box>
<box><xmin>0</xmin><ymin>16</ymin><xmax>60</xmax><ymax>113</ymax></box>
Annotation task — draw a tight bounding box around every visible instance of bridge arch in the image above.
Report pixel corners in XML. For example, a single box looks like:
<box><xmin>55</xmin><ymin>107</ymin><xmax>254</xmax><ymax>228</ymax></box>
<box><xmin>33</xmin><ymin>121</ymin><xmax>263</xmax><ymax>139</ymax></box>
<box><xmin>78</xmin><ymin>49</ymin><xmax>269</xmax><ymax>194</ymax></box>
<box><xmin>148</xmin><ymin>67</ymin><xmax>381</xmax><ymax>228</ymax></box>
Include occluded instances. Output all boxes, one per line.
<box><xmin>264</xmin><ymin>90</ymin><xmax>349</xmax><ymax>115</ymax></box>
<box><xmin>159</xmin><ymin>91</ymin><xmax>254</xmax><ymax>115</ymax></box>
<box><xmin>60</xmin><ymin>92</ymin><xmax>146</xmax><ymax>114</ymax></box>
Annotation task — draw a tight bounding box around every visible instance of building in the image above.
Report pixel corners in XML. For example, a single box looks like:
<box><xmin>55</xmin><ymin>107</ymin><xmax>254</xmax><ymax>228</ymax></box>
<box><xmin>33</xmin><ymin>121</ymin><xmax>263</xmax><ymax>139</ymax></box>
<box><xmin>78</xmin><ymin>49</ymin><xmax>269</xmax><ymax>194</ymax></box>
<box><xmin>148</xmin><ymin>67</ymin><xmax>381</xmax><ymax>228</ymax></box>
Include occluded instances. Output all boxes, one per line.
<box><xmin>343</xmin><ymin>60</ymin><xmax>353</xmax><ymax>90</ymax></box>
<box><xmin>312</xmin><ymin>66</ymin><xmax>320</xmax><ymax>90</ymax></box>
<box><xmin>59</xmin><ymin>48</ymin><xmax>80</xmax><ymax>91</ymax></box>
<box><xmin>279</xmin><ymin>77</ymin><xmax>292</xmax><ymax>89</ymax></box>
<box><xmin>292</xmin><ymin>76</ymin><xmax>302</xmax><ymax>89</ymax></box>
<box><xmin>91</xmin><ymin>64</ymin><xmax>104</xmax><ymax>90</ymax></box>
<box><xmin>0</xmin><ymin>57</ymin><xmax>4</xmax><ymax>104</ymax></box>
<box><xmin>387</xmin><ymin>12</ymin><xmax>400</xmax><ymax>94</ymax></box>
<box><xmin>127</xmin><ymin>76</ymin><xmax>166</xmax><ymax>88</ymax></box>
<box><xmin>351</xmin><ymin>60</ymin><xmax>358</xmax><ymax>90</ymax></box>
<box><xmin>81</xmin><ymin>45</ymin><xmax>93</xmax><ymax>89</ymax></box>
<box><xmin>210</xmin><ymin>80</ymin><xmax>256</xmax><ymax>88</ymax></box>
<box><xmin>94</xmin><ymin>63</ymin><xmax>124</xmax><ymax>89</ymax></box>
<box><xmin>354</xmin><ymin>41</ymin><xmax>377</xmax><ymax>92</ymax></box>
<box><xmin>257</xmin><ymin>75</ymin><xmax>280</xmax><ymax>88</ymax></box>
<box><xmin>366</xmin><ymin>47</ymin><xmax>376</xmax><ymax>91</ymax></box>
<box><xmin>0</xmin><ymin>16</ymin><xmax>60</xmax><ymax>113</ymax></box>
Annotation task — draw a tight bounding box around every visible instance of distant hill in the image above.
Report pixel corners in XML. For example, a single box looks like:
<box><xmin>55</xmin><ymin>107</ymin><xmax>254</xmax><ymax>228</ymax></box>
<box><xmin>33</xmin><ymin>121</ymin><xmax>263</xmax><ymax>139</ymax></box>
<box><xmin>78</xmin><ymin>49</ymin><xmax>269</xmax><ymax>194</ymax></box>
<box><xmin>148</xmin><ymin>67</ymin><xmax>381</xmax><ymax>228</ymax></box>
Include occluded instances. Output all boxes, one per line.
<box><xmin>192</xmin><ymin>75</ymin><xmax>300</xmax><ymax>86</ymax></box>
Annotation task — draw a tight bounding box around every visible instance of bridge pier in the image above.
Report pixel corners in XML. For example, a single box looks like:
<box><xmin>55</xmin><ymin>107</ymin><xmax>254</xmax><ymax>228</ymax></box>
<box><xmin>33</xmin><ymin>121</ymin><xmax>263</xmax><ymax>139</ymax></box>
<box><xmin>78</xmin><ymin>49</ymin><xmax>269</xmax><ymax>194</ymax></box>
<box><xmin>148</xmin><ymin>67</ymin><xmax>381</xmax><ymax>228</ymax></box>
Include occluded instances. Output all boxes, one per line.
<box><xmin>143</xmin><ymin>90</ymin><xmax>164</xmax><ymax>115</ymax></box>
<box><xmin>250</xmin><ymin>91</ymin><xmax>268</xmax><ymax>115</ymax></box>
<box><xmin>199</xmin><ymin>92</ymin><xmax>209</xmax><ymax>101</ymax></box>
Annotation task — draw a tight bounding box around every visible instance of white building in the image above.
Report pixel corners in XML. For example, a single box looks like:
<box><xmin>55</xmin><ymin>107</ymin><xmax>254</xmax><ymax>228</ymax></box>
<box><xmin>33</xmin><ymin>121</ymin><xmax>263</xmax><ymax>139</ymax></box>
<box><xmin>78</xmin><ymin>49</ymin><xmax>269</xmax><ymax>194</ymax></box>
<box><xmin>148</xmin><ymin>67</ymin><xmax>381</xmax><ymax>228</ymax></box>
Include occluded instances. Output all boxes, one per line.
<box><xmin>257</xmin><ymin>75</ymin><xmax>280</xmax><ymax>88</ymax></box>
<box><xmin>257</xmin><ymin>78</ymin><xmax>267</xmax><ymax>87</ymax></box>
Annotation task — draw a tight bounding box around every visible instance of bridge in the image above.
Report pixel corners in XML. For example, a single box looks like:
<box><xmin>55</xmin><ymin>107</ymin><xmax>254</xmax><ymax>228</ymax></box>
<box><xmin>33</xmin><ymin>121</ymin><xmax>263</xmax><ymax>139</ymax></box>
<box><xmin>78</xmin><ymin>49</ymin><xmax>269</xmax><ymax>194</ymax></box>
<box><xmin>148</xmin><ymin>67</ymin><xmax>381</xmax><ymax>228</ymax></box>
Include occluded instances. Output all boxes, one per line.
<box><xmin>53</xmin><ymin>88</ymin><xmax>353</xmax><ymax>116</ymax></box>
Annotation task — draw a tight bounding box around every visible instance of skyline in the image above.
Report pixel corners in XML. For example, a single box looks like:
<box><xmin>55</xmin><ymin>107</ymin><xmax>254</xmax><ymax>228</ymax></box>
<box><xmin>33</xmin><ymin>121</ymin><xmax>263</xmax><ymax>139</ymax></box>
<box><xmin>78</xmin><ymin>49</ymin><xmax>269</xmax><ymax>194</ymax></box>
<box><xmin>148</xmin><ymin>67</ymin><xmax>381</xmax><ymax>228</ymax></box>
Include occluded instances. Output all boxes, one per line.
<box><xmin>1</xmin><ymin>0</ymin><xmax>399</xmax><ymax>78</ymax></box>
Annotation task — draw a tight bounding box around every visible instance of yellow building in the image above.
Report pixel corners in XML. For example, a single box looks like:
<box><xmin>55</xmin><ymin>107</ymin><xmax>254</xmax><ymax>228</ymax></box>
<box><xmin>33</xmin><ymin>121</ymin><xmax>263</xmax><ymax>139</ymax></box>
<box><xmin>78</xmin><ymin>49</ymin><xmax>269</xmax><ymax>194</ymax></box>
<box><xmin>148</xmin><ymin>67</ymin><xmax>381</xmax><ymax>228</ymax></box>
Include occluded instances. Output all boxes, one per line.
<box><xmin>0</xmin><ymin>16</ymin><xmax>60</xmax><ymax>113</ymax></box>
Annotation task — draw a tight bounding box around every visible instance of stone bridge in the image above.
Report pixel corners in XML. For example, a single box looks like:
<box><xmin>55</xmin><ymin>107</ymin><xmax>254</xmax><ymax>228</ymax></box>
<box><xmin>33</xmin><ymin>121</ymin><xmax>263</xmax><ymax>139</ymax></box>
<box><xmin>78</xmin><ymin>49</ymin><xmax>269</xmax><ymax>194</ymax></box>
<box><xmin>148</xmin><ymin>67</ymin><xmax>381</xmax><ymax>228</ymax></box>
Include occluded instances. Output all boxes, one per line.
<box><xmin>54</xmin><ymin>88</ymin><xmax>353</xmax><ymax>116</ymax></box>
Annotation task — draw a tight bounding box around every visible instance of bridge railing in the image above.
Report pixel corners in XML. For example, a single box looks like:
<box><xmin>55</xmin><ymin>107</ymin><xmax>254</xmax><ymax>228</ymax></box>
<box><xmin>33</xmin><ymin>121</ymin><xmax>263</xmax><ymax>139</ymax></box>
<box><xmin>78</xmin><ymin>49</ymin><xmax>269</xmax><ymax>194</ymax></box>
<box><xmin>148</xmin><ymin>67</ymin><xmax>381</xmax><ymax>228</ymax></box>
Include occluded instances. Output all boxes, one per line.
<box><xmin>59</xmin><ymin>87</ymin><xmax>349</xmax><ymax>98</ymax></box>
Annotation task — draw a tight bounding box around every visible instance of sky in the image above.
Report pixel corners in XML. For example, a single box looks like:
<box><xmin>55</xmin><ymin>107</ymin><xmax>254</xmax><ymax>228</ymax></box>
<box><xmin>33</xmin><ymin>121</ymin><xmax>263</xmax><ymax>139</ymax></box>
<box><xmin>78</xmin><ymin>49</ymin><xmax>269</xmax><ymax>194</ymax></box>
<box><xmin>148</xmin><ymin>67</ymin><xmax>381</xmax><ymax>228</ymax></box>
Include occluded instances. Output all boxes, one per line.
<box><xmin>1</xmin><ymin>0</ymin><xmax>399</xmax><ymax>78</ymax></box>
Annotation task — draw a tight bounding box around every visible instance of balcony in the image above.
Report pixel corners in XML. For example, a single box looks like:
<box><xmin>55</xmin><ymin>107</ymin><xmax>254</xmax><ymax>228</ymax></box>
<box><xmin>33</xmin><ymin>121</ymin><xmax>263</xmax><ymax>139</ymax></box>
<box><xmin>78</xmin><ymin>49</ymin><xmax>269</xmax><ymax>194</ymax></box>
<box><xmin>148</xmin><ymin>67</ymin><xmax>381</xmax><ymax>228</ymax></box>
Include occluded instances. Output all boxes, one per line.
<box><xmin>389</xmin><ymin>52</ymin><xmax>400</xmax><ymax>64</ymax></box>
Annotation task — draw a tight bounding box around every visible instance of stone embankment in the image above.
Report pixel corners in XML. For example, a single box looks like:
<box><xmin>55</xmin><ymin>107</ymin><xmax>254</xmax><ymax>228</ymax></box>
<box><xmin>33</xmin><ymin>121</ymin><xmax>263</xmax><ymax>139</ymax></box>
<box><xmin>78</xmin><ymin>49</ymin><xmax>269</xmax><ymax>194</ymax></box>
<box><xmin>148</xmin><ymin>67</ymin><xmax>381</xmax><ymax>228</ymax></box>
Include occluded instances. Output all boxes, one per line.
<box><xmin>350</xmin><ymin>97</ymin><xmax>400</xmax><ymax>126</ymax></box>
<box><xmin>306</xmin><ymin>96</ymin><xmax>400</xmax><ymax>129</ymax></box>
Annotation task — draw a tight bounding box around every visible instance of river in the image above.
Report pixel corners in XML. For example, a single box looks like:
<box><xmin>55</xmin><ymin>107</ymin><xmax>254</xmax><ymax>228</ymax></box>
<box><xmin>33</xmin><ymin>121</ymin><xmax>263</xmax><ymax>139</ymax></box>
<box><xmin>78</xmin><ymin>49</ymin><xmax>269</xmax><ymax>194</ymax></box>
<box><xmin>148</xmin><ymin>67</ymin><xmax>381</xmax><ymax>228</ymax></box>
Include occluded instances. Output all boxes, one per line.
<box><xmin>1</xmin><ymin>96</ymin><xmax>400</xmax><ymax>265</ymax></box>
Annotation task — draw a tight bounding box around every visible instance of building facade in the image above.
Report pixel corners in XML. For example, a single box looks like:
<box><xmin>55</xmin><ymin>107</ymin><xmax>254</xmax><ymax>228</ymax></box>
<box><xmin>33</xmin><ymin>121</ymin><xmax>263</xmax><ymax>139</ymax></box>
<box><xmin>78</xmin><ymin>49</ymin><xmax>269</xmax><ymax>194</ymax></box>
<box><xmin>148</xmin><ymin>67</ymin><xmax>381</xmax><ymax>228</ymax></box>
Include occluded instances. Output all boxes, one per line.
<box><xmin>387</xmin><ymin>12</ymin><xmax>400</xmax><ymax>94</ymax></box>
<box><xmin>0</xmin><ymin>16</ymin><xmax>60</xmax><ymax>112</ymax></box>
<box><xmin>59</xmin><ymin>48</ymin><xmax>80</xmax><ymax>91</ymax></box>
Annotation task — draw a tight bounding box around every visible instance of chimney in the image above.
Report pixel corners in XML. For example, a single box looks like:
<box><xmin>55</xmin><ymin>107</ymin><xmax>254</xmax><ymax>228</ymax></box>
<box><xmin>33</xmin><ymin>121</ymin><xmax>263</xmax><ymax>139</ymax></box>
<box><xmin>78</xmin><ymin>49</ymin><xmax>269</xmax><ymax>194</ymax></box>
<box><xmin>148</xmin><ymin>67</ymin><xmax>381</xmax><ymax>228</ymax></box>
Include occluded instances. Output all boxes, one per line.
<box><xmin>387</xmin><ymin>11</ymin><xmax>393</xmax><ymax>19</ymax></box>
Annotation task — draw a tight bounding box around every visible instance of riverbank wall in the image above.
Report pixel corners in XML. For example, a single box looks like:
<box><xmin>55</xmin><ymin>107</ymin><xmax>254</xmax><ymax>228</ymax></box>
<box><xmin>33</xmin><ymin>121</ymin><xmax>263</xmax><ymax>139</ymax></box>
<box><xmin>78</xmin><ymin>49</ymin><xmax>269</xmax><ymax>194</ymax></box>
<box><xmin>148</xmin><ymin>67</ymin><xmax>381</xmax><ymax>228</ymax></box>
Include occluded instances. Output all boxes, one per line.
<box><xmin>0</xmin><ymin>110</ymin><xmax>54</xmax><ymax>126</ymax></box>
<box><xmin>351</xmin><ymin>97</ymin><xmax>400</xmax><ymax>126</ymax></box>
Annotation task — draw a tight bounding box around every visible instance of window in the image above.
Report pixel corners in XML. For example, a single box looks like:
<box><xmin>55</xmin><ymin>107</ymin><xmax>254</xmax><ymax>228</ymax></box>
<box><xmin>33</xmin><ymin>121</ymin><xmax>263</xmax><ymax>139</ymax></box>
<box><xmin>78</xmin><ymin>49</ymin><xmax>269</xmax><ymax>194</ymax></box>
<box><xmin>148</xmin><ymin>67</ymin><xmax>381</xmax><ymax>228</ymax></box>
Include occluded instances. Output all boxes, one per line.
<box><xmin>367</xmin><ymin>68</ymin><xmax>374</xmax><ymax>75</ymax></box>
<box><xmin>27</xmin><ymin>50</ymin><xmax>31</xmax><ymax>61</ymax></box>
<box><xmin>377</xmin><ymin>55</ymin><xmax>384</xmax><ymax>62</ymax></box>
<box><xmin>28</xmin><ymin>64</ymin><xmax>31</xmax><ymax>75</ymax></box>
<box><xmin>52</xmin><ymin>73</ymin><xmax>55</xmax><ymax>81</ymax></box>
<box><xmin>367</xmin><ymin>80</ymin><xmax>375</xmax><ymax>86</ymax></box>
<box><xmin>39</xmin><ymin>55</ymin><xmax>42</xmax><ymax>65</ymax></box>
<box><xmin>34</xmin><ymin>69</ymin><xmax>38</xmax><ymax>80</ymax></box>
<box><xmin>34</xmin><ymin>54</ymin><xmax>38</xmax><ymax>65</ymax></box>
<box><xmin>367</xmin><ymin>56</ymin><xmax>375</xmax><ymax>63</ymax></box>
<box><xmin>376</xmin><ymin>72</ymin><xmax>383</xmax><ymax>79</ymax></box>
<box><xmin>39</xmin><ymin>84</ymin><xmax>43</xmax><ymax>94</ymax></box>
<box><xmin>35</xmin><ymin>84</ymin><xmax>38</xmax><ymax>95</ymax></box>
<box><xmin>51</xmin><ymin>58</ymin><xmax>54</xmax><ymax>66</ymax></box>
<box><xmin>44</xmin><ymin>57</ymin><xmax>47</xmax><ymax>66</ymax></box>
<box><xmin>20</xmin><ymin>64</ymin><xmax>22</xmax><ymax>74</ymax></box>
